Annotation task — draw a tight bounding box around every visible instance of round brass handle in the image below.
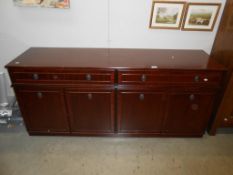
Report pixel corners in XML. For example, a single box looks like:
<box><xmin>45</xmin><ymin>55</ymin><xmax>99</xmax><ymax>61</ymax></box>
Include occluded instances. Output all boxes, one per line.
<box><xmin>191</xmin><ymin>104</ymin><xmax>199</xmax><ymax>111</ymax></box>
<box><xmin>194</xmin><ymin>75</ymin><xmax>200</xmax><ymax>82</ymax></box>
<box><xmin>37</xmin><ymin>92</ymin><xmax>43</xmax><ymax>99</ymax></box>
<box><xmin>189</xmin><ymin>94</ymin><xmax>195</xmax><ymax>101</ymax></box>
<box><xmin>203</xmin><ymin>78</ymin><xmax>209</xmax><ymax>82</ymax></box>
<box><xmin>53</xmin><ymin>75</ymin><xmax>58</xmax><ymax>80</ymax></box>
<box><xmin>88</xmin><ymin>93</ymin><xmax>93</xmax><ymax>100</ymax></box>
<box><xmin>224</xmin><ymin>118</ymin><xmax>228</xmax><ymax>122</ymax></box>
<box><xmin>141</xmin><ymin>74</ymin><xmax>146</xmax><ymax>82</ymax></box>
<box><xmin>33</xmin><ymin>73</ymin><xmax>39</xmax><ymax>80</ymax></box>
<box><xmin>139</xmin><ymin>94</ymin><xmax>145</xmax><ymax>101</ymax></box>
<box><xmin>86</xmin><ymin>74</ymin><xmax>92</xmax><ymax>81</ymax></box>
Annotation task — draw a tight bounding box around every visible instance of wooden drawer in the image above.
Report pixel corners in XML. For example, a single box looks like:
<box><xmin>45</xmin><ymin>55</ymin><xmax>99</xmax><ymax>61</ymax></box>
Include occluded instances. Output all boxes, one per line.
<box><xmin>118</xmin><ymin>70</ymin><xmax>223</xmax><ymax>86</ymax></box>
<box><xmin>118</xmin><ymin>70</ymin><xmax>170</xmax><ymax>84</ymax></box>
<box><xmin>11</xmin><ymin>70</ymin><xmax>115</xmax><ymax>84</ymax></box>
<box><xmin>171</xmin><ymin>71</ymin><xmax>222</xmax><ymax>86</ymax></box>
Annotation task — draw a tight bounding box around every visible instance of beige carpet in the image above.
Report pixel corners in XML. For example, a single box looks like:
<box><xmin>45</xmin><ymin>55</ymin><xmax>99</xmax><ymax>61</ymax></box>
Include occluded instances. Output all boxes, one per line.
<box><xmin>0</xmin><ymin>129</ymin><xmax>233</xmax><ymax>175</ymax></box>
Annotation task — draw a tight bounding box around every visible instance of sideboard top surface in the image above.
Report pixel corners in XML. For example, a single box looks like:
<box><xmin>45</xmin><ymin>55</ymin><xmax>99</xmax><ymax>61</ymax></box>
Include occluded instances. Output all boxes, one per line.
<box><xmin>6</xmin><ymin>48</ymin><xmax>225</xmax><ymax>70</ymax></box>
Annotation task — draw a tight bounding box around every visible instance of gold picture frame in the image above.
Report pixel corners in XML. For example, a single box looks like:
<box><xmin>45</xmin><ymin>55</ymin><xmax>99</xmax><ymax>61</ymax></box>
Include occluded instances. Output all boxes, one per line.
<box><xmin>149</xmin><ymin>1</ymin><xmax>186</xmax><ymax>30</ymax></box>
<box><xmin>182</xmin><ymin>3</ymin><xmax>221</xmax><ymax>31</ymax></box>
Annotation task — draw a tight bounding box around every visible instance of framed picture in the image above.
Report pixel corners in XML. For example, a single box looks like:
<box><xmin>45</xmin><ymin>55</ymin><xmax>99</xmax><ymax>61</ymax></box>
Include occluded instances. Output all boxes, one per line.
<box><xmin>13</xmin><ymin>0</ymin><xmax>70</xmax><ymax>9</ymax></box>
<box><xmin>182</xmin><ymin>3</ymin><xmax>221</xmax><ymax>31</ymax></box>
<box><xmin>13</xmin><ymin>0</ymin><xmax>41</xmax><ymax>7</ymax></box>
<box><xmin>149</xmin><ymin>1</ymin><xmax>186</xmax><ymax>30</ymax></box>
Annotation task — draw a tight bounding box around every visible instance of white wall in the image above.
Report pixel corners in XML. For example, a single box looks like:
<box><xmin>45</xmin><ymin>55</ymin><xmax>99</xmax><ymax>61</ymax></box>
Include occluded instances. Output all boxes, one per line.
<box><xmin>0</xmin><ymin>0</ymin><xmax>226</xmax><ymax>96</ymax></box>
<box><xmin>109</xmin><ymin>0</ymin><xmax>225</xmax><ymax>50</ymax></box>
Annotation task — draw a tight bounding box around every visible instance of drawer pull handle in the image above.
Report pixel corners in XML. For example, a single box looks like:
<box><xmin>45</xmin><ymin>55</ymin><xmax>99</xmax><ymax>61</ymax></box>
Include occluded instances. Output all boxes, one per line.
<box><xmin>141</xmin><ymin>74</ymin><xmax>147</xmax><ymax>82</ymax></box>
<box><xmin>53</xmin><ymin>75</ymin><xmax>58</xmax><ymax>80</ymax></box>
<box><xmin>37</xmin><ymin>92</ymin><xmax>43</xmax><ymax>99</ymax></box>
<box><xmin>203</xmin><ymin>78</ymin><xmax>209</xmax><ymax>82</ymax></box>
<box><xmin>86</xmin><ymin>74</ymin><xmax>92</xmax><ymax>81</ymax></box>
<box><xmin>189</xmin><ymin>94</ymin><xmax>195</xmax><ymax>101</ymax></box>
<box><xmin>139</xmin><ymin>94</ymin><xmax>145</xmax><ymax>101</ymax></box>
<box><xmin>191</xmin><ymin>104</ymin><xmax>199</xmax><ymax>111</ymax></box>
<box><xmin>224</xmin><ymin>118</ymin><xmax>228</xmax><ymax>122</ymax></box>
<box><xmin>88</xmin><ymin>93</ymin><xmax>93</xmax><ymax>100</ymax></box>
<box><xmin>194</xmin><ymin>75</ymin><xmax>200</xmax><ymax>82</ymax></box>
<box><xmin>33</xmin><ymin>74</ymin><xmax>39</xmax><ymax>80</ymax></box>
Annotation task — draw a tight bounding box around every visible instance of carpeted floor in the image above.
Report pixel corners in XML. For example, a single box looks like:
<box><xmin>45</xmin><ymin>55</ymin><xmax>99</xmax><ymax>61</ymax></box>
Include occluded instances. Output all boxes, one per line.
<box><xmin>0</xmin><ymin>127</ymin><xmax>233</xmax><ymax>175</ymax></box>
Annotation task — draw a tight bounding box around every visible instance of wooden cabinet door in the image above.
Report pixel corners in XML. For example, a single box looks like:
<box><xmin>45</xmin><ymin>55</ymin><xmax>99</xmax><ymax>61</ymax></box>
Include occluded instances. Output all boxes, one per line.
<box><xmin>118</xmin><ymin>91</ymin><xmax>166</xmax><ymax>134</ymax></box>
<box><xmin>65</xmin><ymin>89</ymin><xmax>114</xmax><ymax>135</ymax></box>
<box><xmin>15</xmin><ymin>87</ymin><xmax>70</xmax><ymax>134</ymax></box>
<box><xmin>163</xmin><ymin>92</ymin><xmax>215</xmax><ymax>136</ymax></box>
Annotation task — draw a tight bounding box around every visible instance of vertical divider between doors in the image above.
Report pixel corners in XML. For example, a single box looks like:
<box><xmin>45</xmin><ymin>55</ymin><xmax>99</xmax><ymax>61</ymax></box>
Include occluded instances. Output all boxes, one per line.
<box><xmin>62</xmin><ymin>88</ymin><xmax>72</xmax><ymax>134</ymax></box>
<box><xmin>114</xmin><ymin>69</ymin><xmax>118</xmax><ymax>134</ymax></box>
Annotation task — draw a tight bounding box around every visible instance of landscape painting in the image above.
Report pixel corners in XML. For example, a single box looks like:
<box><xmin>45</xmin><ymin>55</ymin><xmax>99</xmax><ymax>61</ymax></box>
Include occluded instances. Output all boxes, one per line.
<box><xmin>182</xmin><ymin>3</ymin><xmax>221</xmax><ymax>31</ymax></box>
<box><xmin>150</xmin><ymin>1</ymin><xmax>186</xmax><ymax>29</ymax></box>
<box><xmin>13</xmin><ymin>0</ymin><xmax>70</xmax><ymax>9</ymax></box>
<box><xmin>188</xmin><ymin>9</ymin><xmax>212</xmax><ymax>26</ymax></box>
<box><xmin>156</xmin><ymin>7</ymin><xmax>179</xmax><ymax>24</ymax></box>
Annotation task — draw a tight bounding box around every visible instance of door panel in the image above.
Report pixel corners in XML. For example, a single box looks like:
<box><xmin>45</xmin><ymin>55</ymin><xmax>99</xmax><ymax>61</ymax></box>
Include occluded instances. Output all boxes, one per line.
<box><xmin>164</xmin><ymin>92</ymin><xmax>215</xmax><ymax>135</ymax></box>
<box><xmin>16</xmin><ymin>87</ymin><xmax>69</xmax><ymax>133</ymax></box>
<box><xmin>65</xmin><ymin>90</ymin><xmax>114</xmax><ymax>134</ymax></box>
<box><xmin>118</xmin><ymin>91</ymin><xmax>166</xmax><ymax>134</ymax></box>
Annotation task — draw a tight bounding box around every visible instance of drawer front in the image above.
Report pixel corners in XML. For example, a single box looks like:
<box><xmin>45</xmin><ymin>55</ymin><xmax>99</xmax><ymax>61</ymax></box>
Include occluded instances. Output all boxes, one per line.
<box><xmin>118</xmin><ymin>71</ymin><xmax>170</xmax><ymax>84</ymax></box>
<box><xmin>171</xmin><ymin>71</ymin><xmax>222</xmax><ymax>85</ymax></box>
<box><xmin>11</xmin><ymin>71</ymin><xmax>115</xmax><ymax>84</ymax></box>
<box><xmin>118</xmin><ymin>70</ymin><xmax>223</xmax><ymax>86</ymax></box>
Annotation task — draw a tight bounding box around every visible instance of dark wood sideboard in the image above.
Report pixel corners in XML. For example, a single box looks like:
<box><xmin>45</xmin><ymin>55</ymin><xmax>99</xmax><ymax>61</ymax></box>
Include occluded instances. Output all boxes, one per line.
<box><xmin>5</xmin><ymin>48</ymin><xmax>226</xmax><ymax>137</ymax></box>
<box><xmin>209</xmin><ymin>0</ymin><xmax>233</xmax><ymax>135</ymax></box>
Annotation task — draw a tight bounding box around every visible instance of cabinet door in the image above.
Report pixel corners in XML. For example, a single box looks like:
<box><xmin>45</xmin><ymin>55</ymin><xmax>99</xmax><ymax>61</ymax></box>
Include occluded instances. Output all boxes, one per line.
<box><xmin>65</xmin><ymin>90</ymin><xmax>114</xmax><ymax>135</ymax></box>
<box><xmin>118</xmin><ymin>91</ymin><xmax>166</xmax><ymax>134</ymax></box>
<box><xmin>15</xmin><ymin>87</ymin><xmax>70</xmax><ymax>134</ymax></box>
<box><xmin>163</xmin><ymin>92</ymin><xmax>215</xmax><ymax>136</ymax></box>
